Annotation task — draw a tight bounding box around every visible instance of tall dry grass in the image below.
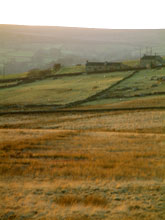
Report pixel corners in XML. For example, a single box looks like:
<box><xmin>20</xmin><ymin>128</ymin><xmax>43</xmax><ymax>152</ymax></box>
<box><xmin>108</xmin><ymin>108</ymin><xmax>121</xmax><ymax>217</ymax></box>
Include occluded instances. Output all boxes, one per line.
<box><xmin>0</xmin><ymin>127</ymin><xmax>164</xmax><ymax>180</ymax></box>
<box><xmin>0</xmin><ymin>110</ymin><xmax>164</xmax><ymax>220</ymax></box>
<box><xmin>54</xmin><ymin>194</ymin><xmax>108</xmax><ymax>207</ymax></box>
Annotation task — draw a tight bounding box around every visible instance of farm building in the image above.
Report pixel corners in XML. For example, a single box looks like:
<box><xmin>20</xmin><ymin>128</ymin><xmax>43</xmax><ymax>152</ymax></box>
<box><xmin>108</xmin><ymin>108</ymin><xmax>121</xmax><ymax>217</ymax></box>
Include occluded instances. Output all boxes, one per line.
<box><xmin>86</xmin><ymin>61</ymin><xmax>127</xmax><ymax>73</ymax></box>
<box><xmin>140</xmin><ymin>55</ymin><xmax>164</xmax><ymax>68</ymax></box>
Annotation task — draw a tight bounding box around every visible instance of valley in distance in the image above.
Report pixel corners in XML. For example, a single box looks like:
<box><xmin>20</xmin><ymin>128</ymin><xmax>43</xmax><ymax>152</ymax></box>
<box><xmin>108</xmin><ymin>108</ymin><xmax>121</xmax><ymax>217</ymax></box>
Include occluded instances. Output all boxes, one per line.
<box><xmin>0</xmin><ymin>25</ymin><xmax>165</xmax><ymax>220</ymax></box>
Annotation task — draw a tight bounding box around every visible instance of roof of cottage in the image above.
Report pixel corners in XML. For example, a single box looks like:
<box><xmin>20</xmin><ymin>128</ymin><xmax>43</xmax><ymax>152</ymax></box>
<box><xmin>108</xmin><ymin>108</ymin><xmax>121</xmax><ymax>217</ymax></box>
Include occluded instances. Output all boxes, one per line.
<box><xmin>141</xmin><ymin>55</ymin><xmax>163</xmax><ymax>61</ymax></box>
<box><xmin>86</xmin><ymin>62</ymin><xmax>105</xmax><ymax>66</ymax></box>
<box><xmin>86</xmin><ymin>61</ymin><xmax>122</xmax><ymax>66</ymax></box>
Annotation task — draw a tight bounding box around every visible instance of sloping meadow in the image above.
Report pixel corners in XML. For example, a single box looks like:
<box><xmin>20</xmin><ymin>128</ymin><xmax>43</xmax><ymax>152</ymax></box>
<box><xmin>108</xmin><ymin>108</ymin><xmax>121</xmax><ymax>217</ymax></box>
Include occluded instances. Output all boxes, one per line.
<box><xmin>0</xmin><ymin>71</ymin><xmax>130</xmax><ymax>105</ymax></box>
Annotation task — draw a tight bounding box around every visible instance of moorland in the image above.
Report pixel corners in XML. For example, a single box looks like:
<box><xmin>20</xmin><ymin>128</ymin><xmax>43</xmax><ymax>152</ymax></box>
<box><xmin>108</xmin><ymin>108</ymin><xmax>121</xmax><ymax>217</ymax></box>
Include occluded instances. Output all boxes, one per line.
<box><xmin>0</xmin><ymin>60</ymin><xmax>165</xmax><ymax>220</ymax></box>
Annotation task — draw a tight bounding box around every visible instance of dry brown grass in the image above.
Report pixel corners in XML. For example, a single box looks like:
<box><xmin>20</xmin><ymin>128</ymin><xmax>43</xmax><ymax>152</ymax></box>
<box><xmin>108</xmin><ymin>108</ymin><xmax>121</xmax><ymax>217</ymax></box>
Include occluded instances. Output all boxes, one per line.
<box><xmin>54</xmin><ymin>194</ymin><xmax>108</xmax><ymax>207</ymax></box>
<box><xmin>0</xmin><ymin>109</ymin><xmax>164</xmax><ymax>132</ymax></box>
<box><xmin>0</xmin><ymin>128</ymin><xmax>164</xmax><ymax>180</ymax></box>
<box><xmin>0</xmin><ymin>110</ymin><xmax>164</xmax><ymax>219</ymax></box>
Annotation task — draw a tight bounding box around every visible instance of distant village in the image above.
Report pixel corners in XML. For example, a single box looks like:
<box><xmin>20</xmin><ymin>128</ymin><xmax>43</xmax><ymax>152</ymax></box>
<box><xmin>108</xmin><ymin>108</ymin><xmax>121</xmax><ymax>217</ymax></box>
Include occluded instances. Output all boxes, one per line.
<box><xmin>86</xmin><ymin>54</ymin><xmax>165</xmax><ymax>73</ymax></box>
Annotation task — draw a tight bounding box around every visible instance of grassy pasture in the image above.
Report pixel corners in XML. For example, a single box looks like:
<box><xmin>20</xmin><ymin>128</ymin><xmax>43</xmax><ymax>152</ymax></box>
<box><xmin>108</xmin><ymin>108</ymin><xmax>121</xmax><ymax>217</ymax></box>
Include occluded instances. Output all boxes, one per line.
<box><xmin>0</xmin><ymin>81</ymin><xmax>19</xmax><ymax>87</ymax></box>
<box><xmin>0</xmin><ymin>71</ymin><xmax>129</xmax><ymax>105</ymax></box>
<box><xmin>83</xmin><ymin>94</ymin><xmax>165</xmax><ymax>109</ymax></box>
<box><xmin>0</xmin><ymin>71</ymin><xmax>28</xmax><ymax>80</ymax></box>
<box><xmin>56</xmin><ymin>65</ymin><xmax>86</xmax><ymax>75</ymax></box>
<box><xmin>82</xmin><ymin>68</ymin><xmax>165</xmax><ymax>108</ymax></box>
<box><xmin>107</xmin><ymin>68</ymin><xmax>165</xmax><ymax>98</ymax></box>
<box><xmin>123</xmin><ymin>59</ymin><xmax>140</xmax><ymax>67</ymax></box>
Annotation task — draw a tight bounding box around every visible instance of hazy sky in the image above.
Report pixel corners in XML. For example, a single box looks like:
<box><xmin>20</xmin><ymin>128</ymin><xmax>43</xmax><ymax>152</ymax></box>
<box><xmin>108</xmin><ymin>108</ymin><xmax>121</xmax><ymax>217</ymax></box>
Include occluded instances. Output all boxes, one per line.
<box><xmin>1</xmin><ymin>0</ymin><xmax>165</xmax><ymax>29</ymax></box>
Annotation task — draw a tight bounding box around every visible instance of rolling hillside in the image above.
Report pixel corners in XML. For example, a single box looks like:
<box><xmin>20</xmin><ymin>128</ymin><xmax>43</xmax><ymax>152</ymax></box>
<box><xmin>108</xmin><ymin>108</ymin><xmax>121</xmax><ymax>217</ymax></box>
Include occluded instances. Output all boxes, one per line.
<box><xmin>0</xmin><ymin>24</ymin><xmax>165</xmax><ymax>74</ymax></box>
<box><xmin>0</xmin><ymin>53</ymin><xmax>165</xmax><ymax>220</ymax></box>
<box><xmin>0</xmin><ymin>71</ymin><xmax>130</xmax><ymax>106</ymax></box>
<box><xmin>0</xmin><ymin>66</ymin><xmax>165</xmax><ymax>111</ymax></box>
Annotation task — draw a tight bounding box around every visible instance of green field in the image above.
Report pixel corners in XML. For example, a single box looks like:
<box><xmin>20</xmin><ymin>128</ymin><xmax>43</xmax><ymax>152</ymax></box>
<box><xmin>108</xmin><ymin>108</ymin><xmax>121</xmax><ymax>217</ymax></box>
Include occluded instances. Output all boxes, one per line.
<box><xmin>111</xmin><ymin>68</ymin><xmax>165</xmax><ymax>95</ymax></box>
<box><xmin>123</xmin><ymin>59</ymin><xmax>140</xmax><ymax>67</ymax></box>
<box><xmin>0</xmin><ymin>67</ymin><xmax>165</xmax><ymax>109</ymax></box>
<box><xmin>0</xmin><ymin>72</ymin><xmax>28</xmax><ymax>80</ymax></box>
<box><xmin>55</xmin><ymin>65</ymin><xmax>85</xmax><ymax>75</ymax></box>
<box><xmin>82</xmin><ymin>68</ymin><xmax>165</xmax><ymax>108</ymax></box>
<box><xmin>0</xmin><ymin>71</ymin><xmax>128</xmax><ymax>105</ymax></box>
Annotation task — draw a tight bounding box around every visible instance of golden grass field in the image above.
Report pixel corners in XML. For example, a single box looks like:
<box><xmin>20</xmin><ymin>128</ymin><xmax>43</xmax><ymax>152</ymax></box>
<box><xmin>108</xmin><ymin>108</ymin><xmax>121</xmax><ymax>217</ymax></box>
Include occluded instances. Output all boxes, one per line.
<box><xmin>0</xmin><ymin>109</ymin><xmax>165</xmax><ymax>220</ymax></box>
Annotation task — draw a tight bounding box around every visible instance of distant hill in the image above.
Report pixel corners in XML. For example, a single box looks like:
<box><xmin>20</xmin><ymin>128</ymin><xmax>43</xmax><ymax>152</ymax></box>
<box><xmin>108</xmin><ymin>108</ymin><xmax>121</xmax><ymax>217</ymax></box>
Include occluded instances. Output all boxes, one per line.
<box><xmin>0</xmin><ymin>24</ymin><xmax>165</xmax><ymax>74</ymax></box>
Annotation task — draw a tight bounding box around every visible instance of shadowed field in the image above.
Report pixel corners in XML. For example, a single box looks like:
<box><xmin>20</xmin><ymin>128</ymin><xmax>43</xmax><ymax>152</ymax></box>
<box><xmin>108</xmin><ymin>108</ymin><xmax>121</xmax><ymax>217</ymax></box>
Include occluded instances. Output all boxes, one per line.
<box><xmin>0</xmin><ymin>110</ymin><xmax>165</xmax><ymax>220</ymax></box>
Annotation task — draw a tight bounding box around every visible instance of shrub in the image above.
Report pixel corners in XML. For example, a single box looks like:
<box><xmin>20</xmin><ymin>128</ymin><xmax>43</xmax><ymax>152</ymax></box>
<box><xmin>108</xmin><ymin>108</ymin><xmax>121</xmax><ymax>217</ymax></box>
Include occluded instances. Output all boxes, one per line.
<box><xmin>28</xmin><ymin>68</ymin><xmax>52</xmax><ymax>78</ymax></box>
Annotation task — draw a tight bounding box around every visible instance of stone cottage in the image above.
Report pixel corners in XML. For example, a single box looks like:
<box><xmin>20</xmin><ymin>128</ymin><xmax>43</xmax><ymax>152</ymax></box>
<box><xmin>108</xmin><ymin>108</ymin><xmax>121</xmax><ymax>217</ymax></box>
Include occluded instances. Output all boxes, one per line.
<box><xmin>86</xmin><ymin>61</ymin><xmax>126</xmax><ymax>73</ymax></box>
<box><xmin>140</xmin><ymin>55</ymin><xmax>164</xmax><ymax>68</ymax></box>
